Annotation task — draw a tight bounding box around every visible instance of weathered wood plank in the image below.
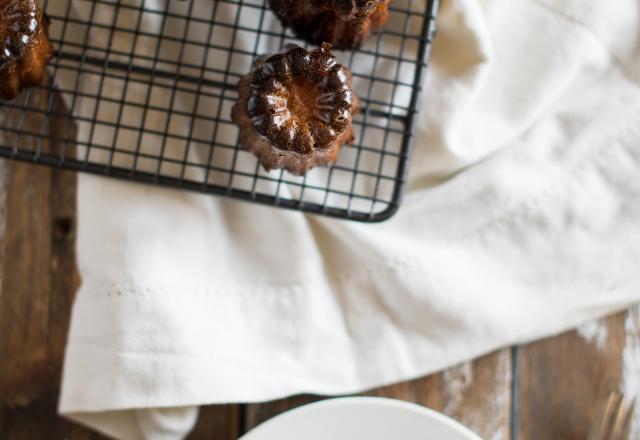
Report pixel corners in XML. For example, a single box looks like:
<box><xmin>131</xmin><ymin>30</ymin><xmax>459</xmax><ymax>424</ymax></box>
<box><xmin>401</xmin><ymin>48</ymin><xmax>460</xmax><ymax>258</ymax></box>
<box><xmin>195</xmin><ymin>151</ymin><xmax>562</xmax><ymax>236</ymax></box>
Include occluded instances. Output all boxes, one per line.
<box><xmin>243</xmin><ymin>349</ymin><xmax>512</xmax><ymax>440</ymax></box>
<box><xmin>515</xmin><ymin>309</ymin><xmax>640</xmax><ymax>439</ymax></box>
<box><xmin>0</xmin><ymin>86</ymin><xmax>71</xmax><ymax>408</ymax></box>
<box><xmin>0</xmin><ymin>160</ymin><xmax>55</xmax><ymax>406</ymax></box>
<box><xmin>0</xmin><ymin>395</ymin><xmax>103</xmax><ymax>439</ymax></box>
<box><xmin>187</xmin><ymin>405</ymin><xmax>240</xmax><ymax>440</ymax></box>
<box><xmin>371</xmin><ymin>350</ymin><xmax>512</xmax><ymax>440</ymax></box>
<box><xmin>244</xmin><ymin>395</ymin><xmax>321</xmax><ymax>432</ymax></box>
<box><xmin>621</xmin><ymin>306</ymin><xmax>640</xmax><ymax>439</ymax></box>
<box><xmin>0</xmin><ymin>85</ymin><xmax>95</xmax><ymax>438</ymax></box>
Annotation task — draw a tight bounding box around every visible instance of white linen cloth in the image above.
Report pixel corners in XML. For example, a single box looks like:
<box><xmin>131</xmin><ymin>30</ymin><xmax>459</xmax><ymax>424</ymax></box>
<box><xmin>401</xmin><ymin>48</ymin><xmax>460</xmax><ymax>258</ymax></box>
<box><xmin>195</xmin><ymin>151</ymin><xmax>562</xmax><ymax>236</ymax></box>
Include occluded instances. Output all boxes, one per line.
<box><xmin>59</xmin><ymin>0</ymin><xmax>640</xmax><ymax>438</ymax></box>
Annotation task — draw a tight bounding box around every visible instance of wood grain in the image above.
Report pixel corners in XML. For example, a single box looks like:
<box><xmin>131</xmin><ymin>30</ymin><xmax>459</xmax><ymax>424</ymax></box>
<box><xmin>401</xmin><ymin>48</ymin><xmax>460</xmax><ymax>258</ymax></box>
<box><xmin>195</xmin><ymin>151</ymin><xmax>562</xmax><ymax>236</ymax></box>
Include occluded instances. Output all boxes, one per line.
<box><xmin>244</xmin><ymin>395</ymin><xmax>321</xmax><ymax>432</ymax></box>
<box><xmin>0</xmin><ymin>85</ymin><xmax>97</xmax><ymax>438</ymax></box>
<box><xmin>0</xmin><ymin>395</ymin><xmax>103</xmax><ymax>440</ymax></box>
<box><xmin>187</xmin><ymin>405</ymin><xmax>240</xmax><ymax>440</ymax></box>
<box><xmin>243</xmin><ymin>349</ymin><xmax>512</xmax><ymax>440</ymax></box>
<box><xmin>515</xmin><ymin>309</ymin><xmax>640</xmax><ymax>440</ymax></box>
<box><xmin>372</xmin><ymin>350</ymin><xmax>512</xmax><ymax>440</ymax></box>
<box><xmin>0</xmin><ymin>86</ymin><xmax>77</xmax><ymax>408</ymax></box>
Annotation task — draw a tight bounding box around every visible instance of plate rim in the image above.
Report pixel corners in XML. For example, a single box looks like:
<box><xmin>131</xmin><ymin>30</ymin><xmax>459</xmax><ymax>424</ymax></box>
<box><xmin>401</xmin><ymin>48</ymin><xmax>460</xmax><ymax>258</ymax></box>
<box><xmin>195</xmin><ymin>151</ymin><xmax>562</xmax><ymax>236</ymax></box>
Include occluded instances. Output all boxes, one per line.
<box><xmin>240</xmin><ymin>396</ymin><xmax>484</xmax><ymax>440</ymax></box>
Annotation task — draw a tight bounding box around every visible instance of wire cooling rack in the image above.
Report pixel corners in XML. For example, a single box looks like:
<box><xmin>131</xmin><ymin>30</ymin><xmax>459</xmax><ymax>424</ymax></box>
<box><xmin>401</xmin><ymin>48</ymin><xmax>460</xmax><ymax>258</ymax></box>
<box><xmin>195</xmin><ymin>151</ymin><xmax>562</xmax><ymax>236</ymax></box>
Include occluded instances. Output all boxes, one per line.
<box><xmin>0</xmin><ymin>0</ymin><xmax>438</xmax><ymax>222</ymax></box>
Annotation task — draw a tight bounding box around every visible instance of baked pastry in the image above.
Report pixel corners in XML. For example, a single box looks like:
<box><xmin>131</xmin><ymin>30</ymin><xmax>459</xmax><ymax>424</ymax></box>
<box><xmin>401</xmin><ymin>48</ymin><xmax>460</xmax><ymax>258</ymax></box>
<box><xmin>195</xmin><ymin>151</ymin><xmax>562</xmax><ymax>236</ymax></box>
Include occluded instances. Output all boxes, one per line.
<box><xmin>232</xmin><ymin>44</ymin><xmax>359</xmax><ymax>176</ymax></box>
<box><xmin>269</xmin><ymin>0</ymin><xmax>391</xmax><ymax>50</ymax></box>
<box><xmin>0</xmin><ymin>0</ymin><xmax>53</xmax><ymax>100</ymax></box>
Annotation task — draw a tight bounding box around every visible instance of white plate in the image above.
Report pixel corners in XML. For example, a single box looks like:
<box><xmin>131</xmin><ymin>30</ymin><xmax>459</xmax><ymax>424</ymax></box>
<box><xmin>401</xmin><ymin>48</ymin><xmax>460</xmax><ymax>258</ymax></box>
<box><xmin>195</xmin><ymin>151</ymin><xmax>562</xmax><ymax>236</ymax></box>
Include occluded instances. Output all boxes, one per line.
<box><xmin>240</xmin><ymin>397</ymin><xmax>483</xmax><ymax>440</ymax></box>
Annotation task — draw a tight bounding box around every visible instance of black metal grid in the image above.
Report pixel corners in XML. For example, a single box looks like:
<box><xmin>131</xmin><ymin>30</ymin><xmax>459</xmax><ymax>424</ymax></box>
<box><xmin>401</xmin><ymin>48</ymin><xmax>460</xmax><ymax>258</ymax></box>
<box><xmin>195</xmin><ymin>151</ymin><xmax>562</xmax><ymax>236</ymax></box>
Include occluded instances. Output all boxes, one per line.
<box><xmin>0</xmin><ymin>0</ymin><xmax>438</xmax><ymax>222</ymax></box>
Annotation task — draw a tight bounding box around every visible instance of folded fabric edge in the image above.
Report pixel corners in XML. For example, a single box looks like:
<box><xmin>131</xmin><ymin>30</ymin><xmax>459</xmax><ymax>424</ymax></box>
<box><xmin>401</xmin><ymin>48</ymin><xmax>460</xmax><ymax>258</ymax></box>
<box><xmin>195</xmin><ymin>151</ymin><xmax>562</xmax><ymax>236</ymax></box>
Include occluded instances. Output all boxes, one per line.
<box><xmin>58</xmin><ymin>289</ymin><xmax>639</xmax><ymax>417</ymax></box>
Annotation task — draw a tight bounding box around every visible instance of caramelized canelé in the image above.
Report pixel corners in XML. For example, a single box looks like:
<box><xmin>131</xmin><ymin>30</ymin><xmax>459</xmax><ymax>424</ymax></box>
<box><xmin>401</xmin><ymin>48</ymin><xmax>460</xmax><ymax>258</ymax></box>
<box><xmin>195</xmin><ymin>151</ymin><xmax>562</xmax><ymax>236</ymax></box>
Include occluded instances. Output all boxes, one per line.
<box><xmin>232</xmin><ymin>44</ymin><xmax>359</xmax><ymax>176</ymax></box>
<box><xmin>0</xmin><ymin>0</ymin><xmax>52</xmax><ymax>100</ymax></box>
<box><xmin>269</xmin><ymin>0</ymin><xmax>391</xmax><ymax>50</ymax></box>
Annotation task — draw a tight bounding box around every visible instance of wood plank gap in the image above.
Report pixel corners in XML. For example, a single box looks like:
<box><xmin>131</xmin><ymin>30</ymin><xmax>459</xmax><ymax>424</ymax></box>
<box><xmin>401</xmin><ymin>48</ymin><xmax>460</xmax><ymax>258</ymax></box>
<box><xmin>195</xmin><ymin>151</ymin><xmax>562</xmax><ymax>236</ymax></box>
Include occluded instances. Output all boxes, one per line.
<box><xmin>238</xmin><ymin>403</ymin><xmax>248</xmax><ymax>437</ymax></box>
<box><xmin>510</xmin><ymin>345</ymin><xmax>519</xmax><ymax>440</ymax></box>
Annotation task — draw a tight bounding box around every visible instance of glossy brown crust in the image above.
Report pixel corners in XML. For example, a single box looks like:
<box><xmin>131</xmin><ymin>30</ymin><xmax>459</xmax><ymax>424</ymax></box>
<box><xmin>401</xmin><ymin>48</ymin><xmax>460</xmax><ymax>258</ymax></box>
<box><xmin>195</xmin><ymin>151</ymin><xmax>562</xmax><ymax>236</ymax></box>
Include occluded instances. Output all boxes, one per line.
<box><xmin>0</xmin><ymin>0</ymin><xmax>53</xmax><ymax>100</ymax></box>
<box><xmin>232</xmin><ymin>44</ymin><xmax>359</xmax><ymax>176</ymax></box>
<box><xmin>269</xmin><ymin>0</ymin><xmax>391</xmax><ymax>50</ymax></box>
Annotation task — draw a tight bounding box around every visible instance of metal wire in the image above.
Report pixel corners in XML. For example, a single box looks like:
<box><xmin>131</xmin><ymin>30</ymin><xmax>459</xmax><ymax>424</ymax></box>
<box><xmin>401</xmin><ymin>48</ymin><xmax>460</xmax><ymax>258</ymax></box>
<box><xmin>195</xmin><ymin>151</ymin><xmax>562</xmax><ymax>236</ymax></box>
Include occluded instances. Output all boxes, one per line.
<box><xmin>0</xmin><ymin>0</ymin><xmax>438</xmax><ymax>222</ymax></box>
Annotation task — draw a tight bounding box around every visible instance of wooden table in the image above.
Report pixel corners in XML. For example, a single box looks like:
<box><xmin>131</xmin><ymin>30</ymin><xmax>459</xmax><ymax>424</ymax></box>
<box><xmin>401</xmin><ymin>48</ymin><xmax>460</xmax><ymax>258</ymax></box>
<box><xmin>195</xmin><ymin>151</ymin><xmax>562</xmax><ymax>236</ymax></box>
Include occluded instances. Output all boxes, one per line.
<box><xmin>0</xmin><ymin>88</ymin><xmax>638</xmax><ymax>440</ymax></box>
